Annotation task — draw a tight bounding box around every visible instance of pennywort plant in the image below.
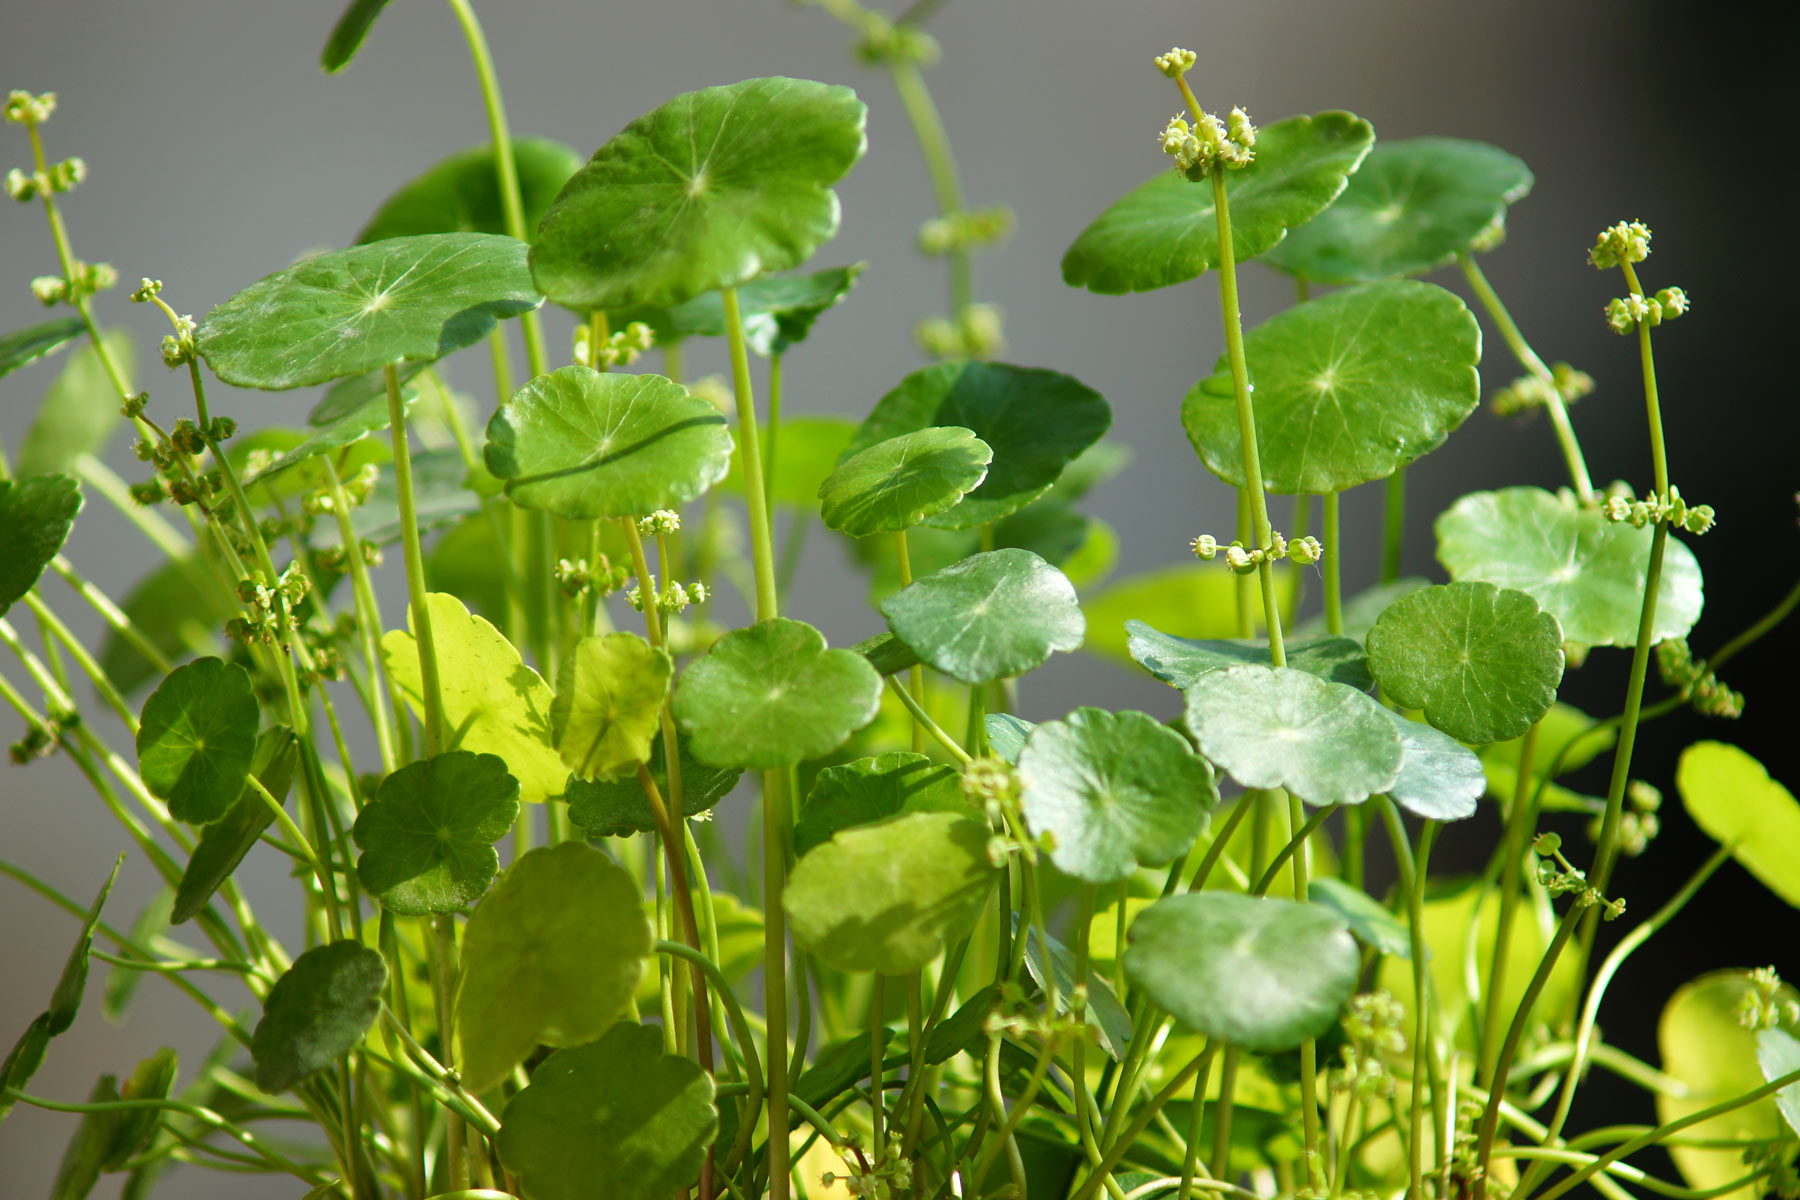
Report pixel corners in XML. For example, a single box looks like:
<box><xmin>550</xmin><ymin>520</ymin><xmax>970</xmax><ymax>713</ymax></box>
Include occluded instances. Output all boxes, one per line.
<box><xmin>2</xmin><ymin>5</ymin><xmax>1798</xmax><ymax>1200</ymax></box>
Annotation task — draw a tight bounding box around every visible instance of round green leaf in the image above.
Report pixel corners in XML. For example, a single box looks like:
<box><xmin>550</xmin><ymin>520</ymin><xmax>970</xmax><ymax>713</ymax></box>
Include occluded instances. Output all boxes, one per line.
<box><xmin>483</xmin><ymin>366</ymin><xmax>732</xmax><ymax>519</ymax></box>
<box><xmin>612</xmin><ymin>263</ymin><xmax>865</xmax><ymax>356</ymax></box>
<box><xmin>1182</xmin><ymin>664</ymin><xmax>1402</xmax><ymax>807</ymax></box>
<box><xmin>251</xmin><ymin>941</ymin><xmax>386</xmax><ymax>1093</ymax></box>
<box><xmin>196</xmin><ymin>232</ymin><xmax>543</xmax><ymax>390</ymax></box>
<box><xmin>497</xmin><ymin>1022</ymin><xmax>716</xmax><ymax>1200</ymax></box>
<box><xmin>382</xmin><ymin>593</ymin><xmax>565</xmax><ymax>805</ymax></box>
<box><xmin>984</xmin><ymin>713</ymin><xmax>1035</xmax><ymax>766</ymax></box>
<box><xmin>1123</xmin><ymin>892</ymin><xmax>1359</xmax><ymax>1052</ymax></box>
<box><xmin>173</xmin><ymin>726</ymin><xmax>300</xmax><ymax>924</ymax></box>
<box><xmin>1366</xmin><ymin>581</ymin><xmax>1564</xmax><ymax>745</ymax></box>
<box><xmin>845</xmin><ymin>361</ymin><xmax>1111</xmax><ymax>529</ymax></box>
<box><xmin>456</xmin><ymin>842</ymin><xmax>652</xmax><ymax>1094</ymax></box>
<box><xmin>530</xmin><ymin>77</ymin><xmax>867</xmax><ymax>310</ymax></box>
<box><xmin>1436</xmin><ymin>486</ymin><xmax>1705</xmax><ymax>647</ymax></box>
<box><xmin>819</xmin><ymin>426</ymin><xmax>992</xmax><ymax>537</ymax></box>
<box><xmin>0</xmin><ymin>473</ymin><xmax>82</xmax><ymax>618</ymax></box>
<box><xmin>565</xmin><ymin>731</ymin><xmax>743</xmax><ymax>836</ymax></box>
<box><xmin>1383</xmin><ymin>709</ymin><xmax>1484</xmax><ymax>822</ymax></box>
<box><xmin>1182</xmin><ymin>280</ymin><xmax>1481</xmax><ymax>493</ymax></box>
<box><xmin>672</xmin><ymin>618</ymin><xmax>882</xmax><ymax>769</ymax></box>
<box><xmin>1062</xmin><ymin>111</ymin><xmax>1375</xmax><ymax>295</ymax></box>
<box><xmin>352</xmin><ymin>751</ymin><xmax>521</xmax><ymax>916</ymax></box>
<box><xmin>1126</xmin><ymin>623</ymin><xmax>1372</xmax><ymax>692</ymax></box>
<box><xmin>1264</xmin><ymin>137</ymin><xmax>1533</xmax><ymax>282</ymax></box>
<box><xmin>136</xmin><ymin>657</ymin><xmax>261</xmax><ymax>825</ymax></box>
<box><xmin>0</xmin><ymin>316</ymin><xmax>84</xmax><ymax>379</ymax></box>
<box><xmin>794</xmin><ymin>751</ymin><xmax>967</xmax><ymax>858</ymax></box>
<box><xmin>1307</xmin><ymin>878</ymin><xmax>1410</xmax><ymax>960</ymax></box>
<box><xmin>551</xmin><ymin>633</ymin><xmax>672</xmax><ymax>782</ymax></box>
<box><xmin>357</xmin><ymin>138</ymin><xmax>584</xmax><ymax>243</ymax></box>
<box><xmin>1678</xmin><ymin>741</ymin><xmax>1800</xmax><ymax>908</ymax></box>
<box><xmin>882</xmin><ymin>548</ymin><xmax>1085</xmax><ymax>684</ymax></box>
<box><xmin>1657</xmin><ymin>971</ymin><xmax>1800</xmax><ymax>1199</ymax></box>
<box><xmin>1757</xmin><ymin>1028</ymin><xmax>1800</xmax><ymax>1137</ymax></box>
<box><xmin>785</xmin><ymin>810</ymin><xmax>999</xmax><ymax>974</ymax></box>
<box><xmin>1019</xmin><ymin>708</ymin><xmax>1218</xmax><ymax>884</ymax></box>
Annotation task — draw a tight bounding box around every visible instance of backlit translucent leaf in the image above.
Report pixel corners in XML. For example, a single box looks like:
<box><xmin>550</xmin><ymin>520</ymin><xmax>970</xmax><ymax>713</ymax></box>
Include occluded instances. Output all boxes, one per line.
<box><xmin>844</xmin><ymin>361</ymin><xmax>1110</xmax><ymax>529</ymax></box>
<box><xmin>1657</xmin><ymin>971</ymin><xmax>1799</xmax><ymax>1200</ymax></box>
<box><xmin>307</xmin><ymin>360</ymin><xmax>425</xmax><ymax>426</ymax></box>
<box><xmin>1308</xmin><ymin>878</ymin><xmax>1409</xmax><ymax>959</ymax></box>
<box><xmin>672</xmin><ymin>618</ymin><xmax>882</xmax><ymax>769</ymax></box>
<box><xmin>0</xmin><ymin>473</ymin><xmax>82</xmax><ymax>618</ymax></box>
<box><xmin>1124</xmin><ymin>892</ymin><xmax>1359</xmax><ymax>1052</ymax></box>
<box><xmin>1019</xmin><ymin>708</ymin><xmax>1217</xmax><ymax>883</ymax></box>
<box><xmin>856</xmin><ymin>497</ymin><xmax>1109</xmax><ymax>601</ymax></box>
<box><xmin>1183</xmin><ymin>281</ymin><xmax>1481</xmax><ymax>493</ymax></box>
<box><xmin>1082</xmin><ymin>564</ymin><xmax>1295</xmax><ymax>663</ymax></box>
<box><xmin>457</xmin><ymin>842</ymin><xmax>652</xmax><ymax>1093</ymax></box>
<box><xmin>352</xmin><ymin>751</ymin><xmax>520</xmax><ymax>916</ymax></box>
<box><xmin>721</xmin><ymin>415</ymin><xmax>856</xmax><ymax>508</ymax></box>
<box><xmin>1480</xmin><ymin>700</ymin><xmax>1612</xmax><ymax>814</ymax></box>
<box><xmin>484</xmin><ymin>366</ymin><xmax>732</xmax><ymax>519</ymax></box>
<box><xmin>1366</xmin><ymin>581</ymin><xmax>1564</xmax><ymax>744</ymax></box>
<box><xmin>819</xmin><ymin>426</ymin><xmax>991</xmax><ymax>537</ymax></box>
<box><xmin>239</xmin><ymin>387</ymin><xmax>406</xmax><ymax>490</ymax></box>
<box><xmin>1678</xmin><ymin>741</ymin><xmax>1800</xmax><ymax>908</ymax></box>
<box><xmin>1183</xmin><ymin>665</ymin><xmax>1402</xmax><ymax>807</ymax></box>
<box><xmin>612</xmin><ymin>263</ymin><xmax>865</xmax><ymax>356</ymax></box>
<box><xmin>497</xmin><ymin>1023</ymin><xmax>715</xmax><ymax>1200</ymax></box>
<box><xmin>1436</xmin><ymin>486</ymin><xmax>1704</xmax><ymax>647</ymax></box>
<box><xmin>0</xmin><ymin>316</ymin><xmax>84</xmax><ymax>379</ymax></box>
<box><xmin>551</xmin><ymin>633</ymin><xmax>671</xmax><ymax>781</ymax></box>
<box><xmin>882</xmin><ymin>548</ymin><xmax>1084</xmax><ymax>684</ymax></box>
<box><xmin>1756</xmin><ymin>1028</ymin><xmax>1800</xmax><ymax>1136</ymax></box>
<box><xmin>321</xmin><ymin>0</ymin><xmax>391</xmax><ymax>72</ymax></box>
<box><xmin>197</xmin><ymin>233</ymin><xmax>542</xmax><ymax>390</ymax></box>
<box><xmin>565</xmin><ymin>731</ymin><xmax>742</xmax><ymax>836</ymax></box>
<box><xmin>985</xmin><ymin>713</ymin><xmax>1034</xmax><ymax>765</ymax></box>
<box><xmin>1062</xmin><ymin>112</ymin><xmax>1375</xmax><ymax>295</ymax></box>
<box><xmin>357</xmin><ymin>139</ymin><xmax>584</xmax><ymax>243</ymax></box>
<box><xmin>1127</xmin><ymin>623</ymin><xmax>1371</xmax><ymax>691</ymax></box>
<box><xmin>136</xmin><ymin>657</ymin><xmax>260</xmax><ymax>825</ymax></box>
<box><xmin>531</xmin><ymin>77</ymin><xmax>867</xmax><ymax>310</ymax></box>
<box><xmin>1264</xmin><ymin>137</ymin><xmax>1533</xmax><ymax>282</ymax></box>
<box><xmin>251</xmin><ymin>941</ymin><xmax>386</xmax><ymax>1093</ymax></box>
<box><xmin>15</xmin><ymin>331</ymin><xmax>131</xmax><ymax>479</ymax></box>
<box><xmin>794</xmin><ymin>751</ymin><xmax>967</xmax><ymax>857</ymax></box>
<box><xmin>382</xmin><ymin>592</ymin><xmax>565</xmax><ymax>804</ymax></box>
<box><xmin>786</xmin><ymin>810</ymin><xmax>999</xmax><ymax>974</ymax></box>
<box><xmin>1294</xmin><ymin>576</ymin><xmax>1429</xmax><ymax>642</ymax></box>
<box><xmin>1383</xmin><ymin>709</ymin><xmax>1484</xmax><ymax>822</ymax></box>
<box><xmin>1020</xmin><ymin>922</ymin><xmax>1134</xmax><ymax>1060</ymax></box>
<box><xmin>172</xmin><ymin>726</ymin><xmax>299</xmax><ymax>924</ymax></box>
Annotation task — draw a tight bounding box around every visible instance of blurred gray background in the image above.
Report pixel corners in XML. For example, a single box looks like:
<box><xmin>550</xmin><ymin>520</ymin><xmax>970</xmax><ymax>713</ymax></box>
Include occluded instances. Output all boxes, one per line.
<box><xmin>2</xmin><ymin>1</ymin><xmax>1794</xmax><ymax>1194</ymax></box>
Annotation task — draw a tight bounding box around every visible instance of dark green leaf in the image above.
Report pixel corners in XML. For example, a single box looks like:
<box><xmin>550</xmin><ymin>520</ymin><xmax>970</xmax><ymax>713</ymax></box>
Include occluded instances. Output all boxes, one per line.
<box><xmin>819</xmin><ymin>426</ymin><xmax>991</xmax><ymax>537</ymax></box>
<box><xmin>353</xmin><ymin>751</ymin><xmax>520</xmax><ymax>916</ymax></box>
<box><xmin>1383</xmin><ymin>709</ymin><xmax>1484</xmax><ymax>822</ymax></box>
<box><xmin>851</xmin><ymin>631</ymin><xmax>920</xmax><ymax>678</ymax></box>
<box><xmin>1127</xmin><ymin>624</ymin><xmax>1372</xmax><ymax>691</ymax></box>
<box><xmin>794</xmin><ymin>751</ymin><xmax>967</xmax><ymax>857</ymax></box>
<box><xmin>307</xmin><ymin>361</ymin><xmax>426</xmax><ymax>426</ymax></box>
<box><xmin>1062</xmin><ymin>111</ymin><xmax>1375</xmax><ymax>294</ymax></box>
<box><xmin>197</xmin><ymin>233</ymin><xmax>542</xmax><ymax>390</ymax></box>
<box><xmin>358</xmin><ymin>139</ymin><xmax>584</xmax><ymax>243</ymax></box>
<box><xmin>531</xmin><ymin>78</ymin><xmax>867</xmax><ymax>309</ymax></box>
<box><xmin>342</xmin><ymin>446</ymin><xmax>481</xmax><ymax>546</ymax></box>
<box><xmin>924</xmin><ymin>987</ymin><xmax>998</xmax><ymax>1065</ymax></box>
<box><xmin>786</xmin><ymin>811</ymin><xmax>999</xmax><ymax>974</ymax></box>
<box><xmin>14</xmin><ymin>331</ymin><xmax>131</xmax><ymax>479</ymax></box>
<box><xmin>612</xmin><ymin>263</ymin><xmax>865</xmax><ymax>356</ymax></box>
<box><xmin>882</xmin><ymin>548</ymin><xmax>1085</xmax><ymax>684</ymax></box>
<box><xmin>1436</xmin><ymin>486</ymin><xmax>1704</xmax><ymax>647</ymax></box>
<box><xmin>457</xmin><ymin>842</ymin><xmax>652</xmax><ymax>1093</ymax></box>
<box><xmin>172</xmin><ymin>726</ymin><xmax>299</xmax><ymax>924</ymax></box>
<box><xmin>1366</xmin><ymin>581</ymin><xmax>1564</xmax><ymax>744</ymax></box>
<box><xmin>498</xmin><ymin>1023</ymin><xmax>716</xmax><ymax>1200</ymax></box>
<box><xmin>0</xmin><ymin>1013</ymin><xmax>53</xmax><ymax>1124</ymax></box>
<box><xmin>796</xmin><ymin>1030</ymin><xmax>897</xmax><ymax>1110</ymax></box>
<box><xmin>1183</xmin><ymin>281</ymin><xmax>1481</xmax><ymax>493</ymax></box>
<box><xmin>1124</xmin><ymin>892</ymin><xmax>1359</xmax><ymax>1052</ymax></box>
<box><xmin>48</xmin><ymin>1073</ymin><xmax>118</xmax><ymax>1200</ymax></box>
<box><xmin>484</xmin><ymin>366</ymin><xmax>733</xmax><ymax>519</ymax></box>
<box><xmin>566</xmin><ymin>731</ymin><xmax>743</xmax><ymax>836</ymax></box>
<box><xmin>1308</xmin><ymin>878</ymin><xmax>1409</xmax><ymax>959</ymax></box>
<box><xmin>251</xmin><ymin>941</ymin><xmax>386</xmax><ymax>1093</ymax></box>
<box><xmin>1019</xmin><ymin>922</ymin><xmax>1134</xmax><ymax>1061</ymax></box>
<box><xmin>50</xmin><ymin>857</ymin><xmax>123</xmax><ymax>1036</ymax></box>
<box><xmin>1183</xmin><ymin>665</ymin><xmax>1402</xmax><ymax>807</ymax></box>
<box><xmin>102</xmin><ymin>1048</ymin><xmax>178</xmax><ymax>1172</ymax></box>
<box><xmin>321</xmin><ymin>0</ymin><xmax>391</xmax><ymax>72</ymax></box>
<box><xmin>673</xmin><ymin>618</ymin><xmax>883</xmax><ymax>769</ymax></box>
<box><xmin>0</xmin><ymin>316</ymin><xmax>84</xmax><ymax>379</ymax></box>
<box><xmin>985</xmin><ymin>714</ymin><xmax>1034</xmax><ymax>765</ymax></box>
<box><xmin>1019</xmin><ymin>708</ymin><xmax>1217</xmax><ymax>883</ymax></box>
<box><xmin>0</xmin><ymin>473</ymin><xmax>82</xmax><ymax>618</ymax></box>
<box><xmin>135</xmin><ymin>658</ymin><xmax>261</xmax><ymax>825</ymax></box>
<box><xmin>551</xmin><ymin>633</ymin><xmax>671</xmax><ymax>781</ymax></box>
<box><xmin>845</xmin><ymin>361</ymin><xmax>1111</xmax><ymax>529</ymax></box>
<box><xmin>1264</xmin><ymin>137</ymin><xmax>1533</xmax><ymax>282</ymax></box>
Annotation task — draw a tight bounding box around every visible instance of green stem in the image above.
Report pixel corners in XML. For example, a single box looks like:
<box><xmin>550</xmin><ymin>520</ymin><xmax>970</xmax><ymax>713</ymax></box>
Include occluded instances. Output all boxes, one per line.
<box><xmin>1481</xmin><ymin>719</ymin><xmax>1540</xmax><ymax>1086</ymax></box>
<box><xmin>766</xmin><ymin>352</ymin><xmax>783</xmax><ymax>514</ymax></box>
<box><xmin>1379</xmin><ymin>799</ymin><xmax>1436</xmax><ymax>1200</ymax></box>
<box><xmin>761</xmin><ymin>765</ymin><xmax>793</xmax><ymax>1200</ymax></box>
<box><xmin>385</xmin><ymin>364</ymin><xmax>445</xmax><ymax>756</ymax></box>
<box><xmin>885</xmin><ymin>674</ymin><xmax>972</xmax><ymax>766</ymax></box>
<box><xmin>322</xmin><ymin>457</ymin><xmax>401</xmax><ymax>775</ymax></box>
<box><xmin>1382</xmin><ymin>469</ymin><xmax>1405</xmax><ymax>583</ymax></box>
<box><xmin>1078</xmin><ymin>1043</ymin><xmax>1217</xmax><ymax>1200</ymax></box>
<box><xmin>722</xmin><ymin>288</ymin><xmax>780</xmax><ymax>623</ymax></box>
<box><xmin>888</xmin><ymin>59</ymin><xmax>974</xmax><ymax>320</ymax></box>
<box><xmin>896</xmin><ymin>530</ymin><xmax>926</xmax><ymax>753</ymax></box>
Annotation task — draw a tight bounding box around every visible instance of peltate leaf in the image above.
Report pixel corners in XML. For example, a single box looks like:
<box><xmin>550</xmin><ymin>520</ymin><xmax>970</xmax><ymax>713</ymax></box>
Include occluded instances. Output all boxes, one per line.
<box><xmin>1678</xmin><ymin>742</ymin><xmax>1800</xmax><ymax>908</ymax></box>
<box><xmin>881</xmin><ymin>548</ymin><xmax>1085</xmax><ymax>684</ymax></box>
<box><xmin>456</xmin><ymin>842</ymin><xmax>652</xmax><ymax>1093</ymax></box>
<box><xmin>1383</xmin><ymin>709</ymin><xmax>1484</xmax><ymax>822</ymax></box>
<box><xmin>1082</xmin><ymin>564</ymin><xmax>1295</xmax><ymax>663</ymax></box>
<box><xmin>1294</xmin><ymin>576</ymin><xmax>1429</xmax><ymax>642</ymax></box>
<box><xmin>985</xmin><ymin>713</ymin><xmax>1034</xmax><ymax>765</ymax></box>
<box><xmin>172</xmin><ymin>726</ymin><xmax>299</xmax><ymax>924</ymax></box>
<box><xmin>565</xmin><ymin>731</ymin><xmax>743</xmax><ymax>836</ymax></box>
<box><xmin>1756</xmin><ymin>1028</ymin><xmax>1800</xmax><ymax>1137</ymax></box>
<box><xmin>794</xmin><ymin>751</ymin><xmax>967</xmax><ymax>857</ymax></box>
<box><xmin>0</xmin><ymin>473</ymin><xmax>82</xmax><ymax>617</ymax></box>
<box><xmin>1127</xmin><ymin>623</ymin><xmax>1371</xmax><ymax>691</ymax></box>
<box><xmin>818</xmin><ymin>426</ymin><xmax>992</xmax><ymax>537</ymax></box>
<box><xmin>551</xmin><ymin>633</ymin><xmax>672</xmax><ymax>781</ymax></box>
<box><xmin>251</xmin><ymin>941</ymin><xmax>386</xmax><ymax>1093</ymax></box>
<box><xmin>612</xmin><ymin>263</ymin><xmax>865</xmax><ymax>356</ymax></box>
<box><xmin>352</xmin><ymin>751</ymin><xmax>521</xmax><ymax>915</ymax></box>
<box><xmin>135</xmin><ymin>657</ymin><xmax>261</xmax><ymax>825</ymax></box>
<box><xmin>1019</xmin><ymin>921</ymin><xmax>1134</xmax><ymax>1061</ymax></box>
<box><xmin>358</xmin><ymin>139</ymin><xmax>584</xmax><ymax>243</ymax></box>
<box><xmin>1308</xmin><ymin>878</ymin><xmax>1410</xmax><ymax>959</ymax></box>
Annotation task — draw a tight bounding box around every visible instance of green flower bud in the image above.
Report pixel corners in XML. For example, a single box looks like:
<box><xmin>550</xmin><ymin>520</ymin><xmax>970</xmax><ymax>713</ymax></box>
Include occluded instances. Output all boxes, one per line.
<box><xmin>1655</xmin><ymin>286</ymin><xmax>1689</xmax><ymax>318</ymax></box>
<box><xmin>1191</xmin><ymin>533</ymin><xmax>1218</xmax><ymax>560</ymax></box>
<box><xmin>3</xmin><ymin>91</ymin><xmax>56</xmax><ymax>127</ymax></box>
<box><xmin>1153</xmin><ymin>47</ymin><xmax>1197</xmax><ymax>78</ymax></box>
<box><xmin>1159</xmin><ymin>114</ymin><xmax>1203</xmax><ymax>173</ymax></box>
<box><xmin>1684</xmin><ymin>503</ymin><xmax>1715</xmax><ymax>535</ymax></box>
<box><xmin>130</xmin><ymin>278</ymin><xmax>163</xmax><ymax>303</ymax></box>
<box><xmin>637</xmin><ymin>509</ymin><xmax>681</xmax><ymax>536</ymax></box>
<box><xmin>1290</xmin><ymin>535</ymin><xmax>1323</xmax><ymax>566</ymax></box>
<box><xmin>1588</xmin><ymin>220</ymin><xmax>1651</xmax><ymax>270</ymax></box>
<box><xmin>30</xmin><ymin>275</ymin><xmax>67</xmax><ymax>306</ymax></box>
<box><xmin>4</xmin><ymin>167</ymin><xmax>40</xmax><ymax>202</ymax></box>
<box><xmin>44</xmin><ymin>156</ymin><xmax>84</xmax><ymax>192</ymax></box>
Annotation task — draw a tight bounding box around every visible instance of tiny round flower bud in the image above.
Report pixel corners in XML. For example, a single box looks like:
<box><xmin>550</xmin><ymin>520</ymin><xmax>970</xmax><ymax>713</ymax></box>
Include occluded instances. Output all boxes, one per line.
<box><xmin>1191</xmin><ymin>533</ymin><xmax>1218</xmax><ymax>560</ymax></box>
<box><xmin>1684</xmin><ymin>504</ymin><xmax>1716</xmax><ymax>535</ymax></box>
<box><xmin>31</xmin><ymin>275</ymin><xmax>66</xmax><ymax>306</ymax></box>
<box><xmin>1655</xmin><ymin>286</ymin><xmax>1689</xmax><ymax>318</ymax></box>
<box><xmin>1153</xmin><ymin>47</ymin><xmax>1197</xmax><ymax>78</ymax></box>
<box><xmin>1290</xmin><ymin>535</ymin><xmax>1323</xmax><ymax>565</ymax></box>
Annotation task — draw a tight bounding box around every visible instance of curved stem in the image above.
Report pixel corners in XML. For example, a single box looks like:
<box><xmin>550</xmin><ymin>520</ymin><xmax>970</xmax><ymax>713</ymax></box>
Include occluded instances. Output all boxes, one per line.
<box><xmin>722</xmin><ymin>288</ymin><xmax>779</xmax><ymax>623</ymax></box>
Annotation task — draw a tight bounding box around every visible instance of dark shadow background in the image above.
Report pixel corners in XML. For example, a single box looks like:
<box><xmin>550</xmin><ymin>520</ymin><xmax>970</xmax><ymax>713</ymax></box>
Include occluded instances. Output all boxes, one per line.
<box><xmin>1</xmin><ymin>1</ymin><xmax>1795</xmax><ymax>1193</ymax></box>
